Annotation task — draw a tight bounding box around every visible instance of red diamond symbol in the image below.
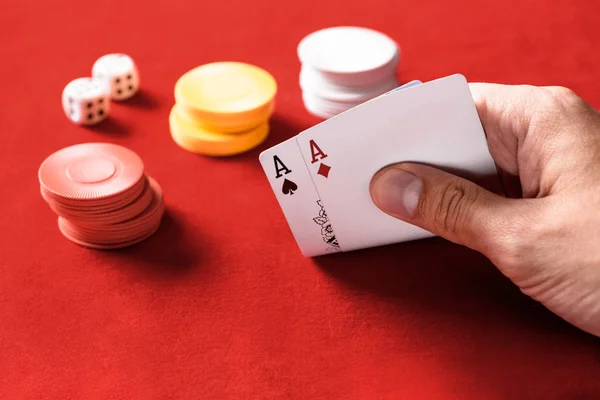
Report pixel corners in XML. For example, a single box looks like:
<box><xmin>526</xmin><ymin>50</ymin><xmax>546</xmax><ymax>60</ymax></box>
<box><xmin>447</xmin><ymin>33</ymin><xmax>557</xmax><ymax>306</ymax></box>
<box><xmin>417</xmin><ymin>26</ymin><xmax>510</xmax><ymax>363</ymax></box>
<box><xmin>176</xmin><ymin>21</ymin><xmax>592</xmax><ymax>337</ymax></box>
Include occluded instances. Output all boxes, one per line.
<box><xmin>317</xmin><ymin>163</ymin><xmax>331</xmax><ymax>178</ymax></box>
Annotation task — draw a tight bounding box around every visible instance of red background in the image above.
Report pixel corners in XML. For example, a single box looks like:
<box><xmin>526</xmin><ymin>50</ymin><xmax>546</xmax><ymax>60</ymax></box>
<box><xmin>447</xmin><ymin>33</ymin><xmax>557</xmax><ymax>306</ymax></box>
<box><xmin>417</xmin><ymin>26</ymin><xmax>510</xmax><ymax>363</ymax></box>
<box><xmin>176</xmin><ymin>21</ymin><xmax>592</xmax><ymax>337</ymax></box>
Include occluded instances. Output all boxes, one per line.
<box><xmin>1</xmin><ymin>0</ymin><xmax>600</xmax><ymax>398</ymax></box>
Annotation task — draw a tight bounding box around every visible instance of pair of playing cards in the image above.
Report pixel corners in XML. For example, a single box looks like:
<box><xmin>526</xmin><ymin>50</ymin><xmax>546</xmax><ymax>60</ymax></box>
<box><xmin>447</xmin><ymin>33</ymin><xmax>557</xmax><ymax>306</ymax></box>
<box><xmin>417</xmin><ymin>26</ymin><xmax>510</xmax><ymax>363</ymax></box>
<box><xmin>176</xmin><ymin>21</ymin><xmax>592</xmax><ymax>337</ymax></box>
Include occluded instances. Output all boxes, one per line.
<box><xmin>260</xmin><ymin>74</ymin><xmax>501</xmax><ymax>257</ymax></box>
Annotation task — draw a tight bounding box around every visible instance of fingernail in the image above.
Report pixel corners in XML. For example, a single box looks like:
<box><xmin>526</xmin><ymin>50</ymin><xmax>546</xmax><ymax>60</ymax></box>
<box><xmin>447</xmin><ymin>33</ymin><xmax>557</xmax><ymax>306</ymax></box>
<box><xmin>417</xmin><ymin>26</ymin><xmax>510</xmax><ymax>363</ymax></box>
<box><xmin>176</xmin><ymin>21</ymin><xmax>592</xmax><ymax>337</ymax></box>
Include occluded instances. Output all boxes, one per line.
<box><xmin>372</xmin><ymin>168</ymin><xmax>422</xmax><ymax>217</ymax></box>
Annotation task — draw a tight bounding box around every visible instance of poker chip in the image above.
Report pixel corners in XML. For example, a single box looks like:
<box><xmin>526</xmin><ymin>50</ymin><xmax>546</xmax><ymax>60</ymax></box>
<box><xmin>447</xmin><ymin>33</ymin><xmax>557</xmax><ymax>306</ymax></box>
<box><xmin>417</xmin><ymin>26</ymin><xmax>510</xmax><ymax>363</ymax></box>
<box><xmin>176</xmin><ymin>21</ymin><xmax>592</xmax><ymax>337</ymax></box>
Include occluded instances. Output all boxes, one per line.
<box><xmin>57</xmin><ymin>177</ymin><xmax>164</xmax><ymax>248</ymax></box>
<box><xmin>298</xmin><ymin>27</ymin><xmax>400</xmax><ymax>119</ymax></box>
<box><xmin>171</xmin><ymin>62</ymin><xmax>276</xmax><ymax>155</ymax></box>
<box><xmin>169</xmin><ymin>105</ymin><xmax>269</xmax><ymax>156</ymax></box>
<box><xmin>38</xmin><ymin>143</ymin><xmax>164</xmax><ymax>249</ymax></box>
<box><xmin>58</xmin><ymin>223</ymin><xmax>161</xmax><ymax>250</ymax></box>
<box><xmin>298</xmin><ymin>26</ymin><xmax>399</xmax><ymax>83</ymax></box>
<box><xmin>39</xmin><ymin>143</ymin><xmax>144</xmax><ymax>200</ymax></box>
<box><xmin>300</xmin><ymin>66</ymin><xmax>398</xmax><ymax>103</ymax></box>
<box><xmin>301</xmin><ymin>92</ymin><xmax>340</xmax><ymax>120</ymax></box>
<box><xmin>176</xmin><ymin>100</ymin><xmax>274</xmax><ymax>135</ymax></box>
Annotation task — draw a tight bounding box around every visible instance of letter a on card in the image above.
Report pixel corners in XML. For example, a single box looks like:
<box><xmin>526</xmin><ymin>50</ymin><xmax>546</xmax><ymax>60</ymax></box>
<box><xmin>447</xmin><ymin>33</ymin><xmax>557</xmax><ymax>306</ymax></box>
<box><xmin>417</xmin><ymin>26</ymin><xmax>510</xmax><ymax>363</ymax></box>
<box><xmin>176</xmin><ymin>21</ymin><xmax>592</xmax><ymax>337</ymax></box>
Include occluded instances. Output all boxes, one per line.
<box><xmin>308</xmin><ymin>140</ymin><xmax>331</xmax><ymax>178</ymax></box>
<box><xmin>309</xmin><ymin>140</ymin><xmax>328</xmax><ymax>164</ymax></box>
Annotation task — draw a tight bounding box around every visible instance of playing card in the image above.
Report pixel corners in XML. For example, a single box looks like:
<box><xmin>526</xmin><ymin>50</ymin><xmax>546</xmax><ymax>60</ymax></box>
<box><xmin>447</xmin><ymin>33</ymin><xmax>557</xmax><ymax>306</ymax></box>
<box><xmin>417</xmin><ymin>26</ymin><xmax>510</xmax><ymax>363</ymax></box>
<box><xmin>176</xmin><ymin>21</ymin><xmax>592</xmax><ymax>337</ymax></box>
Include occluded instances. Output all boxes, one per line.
<box><xmin>295</xmin><ymin>74</ymin><xmax>500</xmax><ymax>253</ymax></box>
<box><xmin>259</xmin><ymin>137</ymin><xmax>342</xmax><ymax>257</ymax></box>
<box><xmin>385</xmin><ymin>80</ymin><xmax>422</xmax><ymax>95</ymax></box>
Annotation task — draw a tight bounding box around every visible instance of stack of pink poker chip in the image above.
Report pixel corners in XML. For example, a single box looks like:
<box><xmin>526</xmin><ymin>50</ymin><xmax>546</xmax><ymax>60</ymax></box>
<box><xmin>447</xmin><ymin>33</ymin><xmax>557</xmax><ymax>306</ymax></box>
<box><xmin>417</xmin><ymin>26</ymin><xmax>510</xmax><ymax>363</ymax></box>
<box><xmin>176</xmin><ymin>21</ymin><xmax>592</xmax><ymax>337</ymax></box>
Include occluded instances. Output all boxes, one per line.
<box><xmin>38</xmin><ymin>143</ymin><xmax>164</xmax><ymax>249</ymax></box>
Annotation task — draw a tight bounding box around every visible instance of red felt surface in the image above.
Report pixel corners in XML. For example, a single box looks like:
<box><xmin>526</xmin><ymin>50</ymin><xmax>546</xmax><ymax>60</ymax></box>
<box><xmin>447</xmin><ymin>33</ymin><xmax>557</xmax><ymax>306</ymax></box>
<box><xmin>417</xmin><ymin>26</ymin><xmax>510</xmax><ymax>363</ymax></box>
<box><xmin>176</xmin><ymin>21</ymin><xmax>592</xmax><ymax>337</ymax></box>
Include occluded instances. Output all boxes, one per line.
<box><xmin>1</xmin><ymin>0</ymin><xmax>600</xmax><ymax>398</ymax></box>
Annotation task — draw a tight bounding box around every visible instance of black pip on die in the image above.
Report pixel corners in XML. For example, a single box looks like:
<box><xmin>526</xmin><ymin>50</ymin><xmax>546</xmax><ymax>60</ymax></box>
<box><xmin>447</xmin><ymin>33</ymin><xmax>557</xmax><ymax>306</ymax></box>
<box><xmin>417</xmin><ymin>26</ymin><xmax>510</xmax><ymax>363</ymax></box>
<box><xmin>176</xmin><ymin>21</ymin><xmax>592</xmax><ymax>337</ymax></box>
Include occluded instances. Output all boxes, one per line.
<box><xmin>92</xmin><ymin>54</ymin><xmax>139</xmax><ymax>101</ymax></box>
<box><xmin>61</xmin><ymin>78</ymin><xmax>110</xmax><ymax>125</ymax></box>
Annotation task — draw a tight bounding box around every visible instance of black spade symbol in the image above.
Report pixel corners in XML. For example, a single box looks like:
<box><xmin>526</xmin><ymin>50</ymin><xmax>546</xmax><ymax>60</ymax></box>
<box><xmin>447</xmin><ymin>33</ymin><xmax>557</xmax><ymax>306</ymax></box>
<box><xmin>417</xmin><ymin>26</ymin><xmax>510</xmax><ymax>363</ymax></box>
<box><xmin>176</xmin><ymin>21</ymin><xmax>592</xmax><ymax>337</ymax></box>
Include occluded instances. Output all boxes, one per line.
<box><xmin>281</xmin><ymin>178</ymin><xmax>298</xmax><ymax>195</ymax></box>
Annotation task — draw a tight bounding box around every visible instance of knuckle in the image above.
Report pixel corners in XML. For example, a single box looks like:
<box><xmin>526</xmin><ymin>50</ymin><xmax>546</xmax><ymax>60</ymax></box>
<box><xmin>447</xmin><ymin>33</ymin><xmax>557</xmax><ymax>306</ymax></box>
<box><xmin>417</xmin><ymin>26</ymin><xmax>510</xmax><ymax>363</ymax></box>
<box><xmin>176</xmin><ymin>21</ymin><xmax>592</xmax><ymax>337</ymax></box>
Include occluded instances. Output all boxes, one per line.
<box><xmin>490</xmin><ymin>230</ymin><xmax>527</xmax><ymax>272</ymax></box>
<box><xmin>542</xmin><ymin>86</ymin><xmax>586</xmax><ymax>110</ymax></box>
<box><xmin>545</xmin><ymin>85</ymin><xmax>576</xmax><ymax>98</ymax></box>
<box><xmin>526</xmin><ymin>86</ymin><xmax>588</xmax><ymax>135</ymax></box>
<box><xmin>426</xmin><ymin>179</ymin><xmax>478</xmax><ymax>236</ymax></box>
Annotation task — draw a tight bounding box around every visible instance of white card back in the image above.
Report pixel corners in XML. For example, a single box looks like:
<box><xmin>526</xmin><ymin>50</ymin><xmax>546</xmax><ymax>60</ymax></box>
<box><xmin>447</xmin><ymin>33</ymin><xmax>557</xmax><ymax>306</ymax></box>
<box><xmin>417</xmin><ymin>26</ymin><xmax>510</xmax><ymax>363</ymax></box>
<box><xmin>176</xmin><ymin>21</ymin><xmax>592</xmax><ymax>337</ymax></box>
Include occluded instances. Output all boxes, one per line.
<box><xmin>296</xmin><ymin>74</ymin><xmax>500</xmax><ymax>252</ymax></box>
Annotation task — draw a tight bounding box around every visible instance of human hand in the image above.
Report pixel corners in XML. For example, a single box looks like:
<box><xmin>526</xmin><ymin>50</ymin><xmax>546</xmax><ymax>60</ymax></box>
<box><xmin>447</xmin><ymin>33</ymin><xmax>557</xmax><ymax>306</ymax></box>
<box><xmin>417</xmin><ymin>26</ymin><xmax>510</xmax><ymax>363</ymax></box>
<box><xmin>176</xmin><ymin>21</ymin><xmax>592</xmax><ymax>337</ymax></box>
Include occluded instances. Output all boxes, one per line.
<box><xmin>370</xmin><ymin>83</ymin><xmax>600</xmax><ymax>337</ymax></box>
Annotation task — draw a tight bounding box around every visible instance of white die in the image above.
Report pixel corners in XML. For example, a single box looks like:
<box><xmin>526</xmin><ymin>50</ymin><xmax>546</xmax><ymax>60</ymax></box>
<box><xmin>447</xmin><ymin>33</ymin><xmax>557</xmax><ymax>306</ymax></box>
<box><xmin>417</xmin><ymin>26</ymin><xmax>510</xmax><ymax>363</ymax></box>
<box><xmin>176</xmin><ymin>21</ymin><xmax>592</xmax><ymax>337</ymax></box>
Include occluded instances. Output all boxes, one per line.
<box><xmin>92</xmin><ymin>54</ymin><xmax>139</xmax><ymax>101</ymax></box>
<box><xmin>61</xmin><ymin>78</ymin><xmax>110</xmax><ymax>125</ymax></box>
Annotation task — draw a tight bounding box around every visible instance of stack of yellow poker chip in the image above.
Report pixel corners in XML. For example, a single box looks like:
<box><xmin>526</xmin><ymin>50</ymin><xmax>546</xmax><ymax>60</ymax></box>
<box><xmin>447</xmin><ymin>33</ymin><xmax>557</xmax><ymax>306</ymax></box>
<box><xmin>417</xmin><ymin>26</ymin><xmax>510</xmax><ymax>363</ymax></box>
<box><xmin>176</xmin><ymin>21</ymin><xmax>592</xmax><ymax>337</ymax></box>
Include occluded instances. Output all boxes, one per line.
<box><xmin>171</xmin><ymin>62</ymin><xmax>277</xmax><ymax>156</ymax></box>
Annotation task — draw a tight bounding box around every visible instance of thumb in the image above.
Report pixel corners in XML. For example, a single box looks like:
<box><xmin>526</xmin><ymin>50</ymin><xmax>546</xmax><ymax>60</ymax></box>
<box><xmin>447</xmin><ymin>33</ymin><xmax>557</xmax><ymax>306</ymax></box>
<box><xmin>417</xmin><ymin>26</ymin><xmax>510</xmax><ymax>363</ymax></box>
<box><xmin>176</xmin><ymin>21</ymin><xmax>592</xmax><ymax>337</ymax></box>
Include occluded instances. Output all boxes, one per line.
<box><xmin>370</xmin><ymin>162</ymin><xmax>530</xmax><ymax>253</ymax></box>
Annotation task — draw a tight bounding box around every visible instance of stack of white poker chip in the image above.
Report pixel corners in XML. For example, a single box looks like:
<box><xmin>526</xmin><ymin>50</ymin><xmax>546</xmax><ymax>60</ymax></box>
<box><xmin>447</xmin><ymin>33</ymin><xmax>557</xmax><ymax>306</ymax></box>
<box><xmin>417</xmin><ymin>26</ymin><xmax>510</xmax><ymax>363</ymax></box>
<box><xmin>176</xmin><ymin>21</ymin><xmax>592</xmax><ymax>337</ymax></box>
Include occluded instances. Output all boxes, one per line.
<box><xmin>298</xmin><ymin>26</ymin><xmax>400</xmax><ymax>119</ymax></box>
